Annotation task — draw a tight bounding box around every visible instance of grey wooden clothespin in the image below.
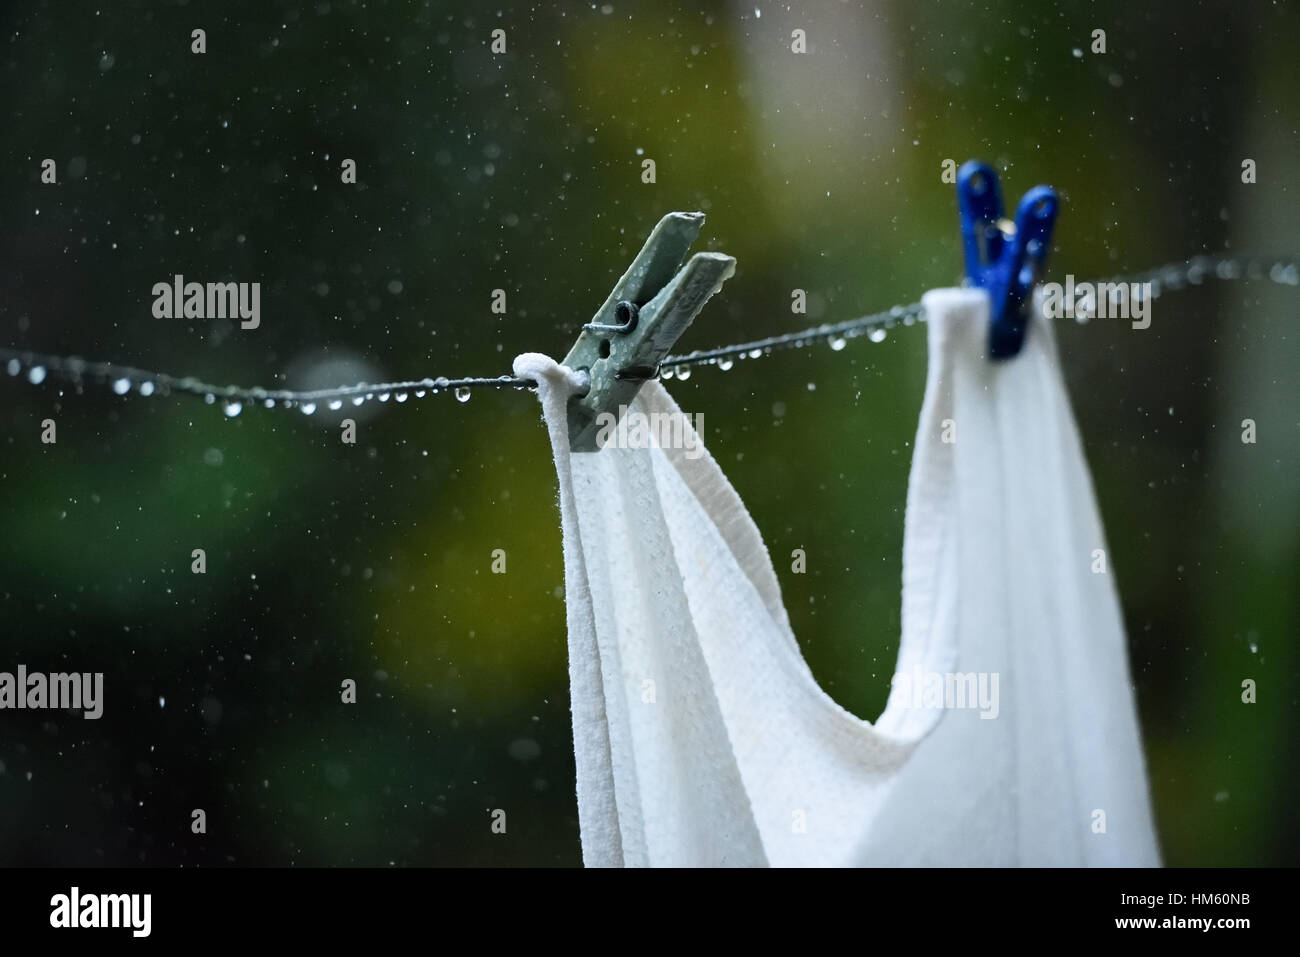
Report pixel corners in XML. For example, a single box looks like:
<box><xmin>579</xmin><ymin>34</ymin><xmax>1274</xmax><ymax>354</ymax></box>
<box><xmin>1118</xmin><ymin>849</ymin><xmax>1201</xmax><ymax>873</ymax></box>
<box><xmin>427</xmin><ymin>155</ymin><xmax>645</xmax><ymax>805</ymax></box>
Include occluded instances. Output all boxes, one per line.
<box><xmin>561</xmin><ymin>211</ymin><xmax>735</xmax><ymax>452</ymax></box>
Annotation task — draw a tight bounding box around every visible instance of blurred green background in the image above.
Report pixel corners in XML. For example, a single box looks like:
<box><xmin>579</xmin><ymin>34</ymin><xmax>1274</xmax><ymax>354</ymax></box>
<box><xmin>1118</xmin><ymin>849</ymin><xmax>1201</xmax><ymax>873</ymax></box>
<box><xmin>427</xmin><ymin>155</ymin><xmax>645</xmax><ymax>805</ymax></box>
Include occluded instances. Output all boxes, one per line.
<box><xmin>0</xmin><ymin>0</ymin><xmax>1296</xmax><ymax>865</ymax></box>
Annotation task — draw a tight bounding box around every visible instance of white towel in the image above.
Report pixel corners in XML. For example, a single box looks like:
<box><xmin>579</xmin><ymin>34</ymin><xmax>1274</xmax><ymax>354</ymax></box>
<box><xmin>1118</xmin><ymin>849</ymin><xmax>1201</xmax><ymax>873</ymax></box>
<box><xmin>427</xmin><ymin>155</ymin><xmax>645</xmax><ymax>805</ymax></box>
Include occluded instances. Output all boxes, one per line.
<box><xmin>515</xmin><ymin>287</ymin><xmax>1160</xmax><ymax>867</ymax></box>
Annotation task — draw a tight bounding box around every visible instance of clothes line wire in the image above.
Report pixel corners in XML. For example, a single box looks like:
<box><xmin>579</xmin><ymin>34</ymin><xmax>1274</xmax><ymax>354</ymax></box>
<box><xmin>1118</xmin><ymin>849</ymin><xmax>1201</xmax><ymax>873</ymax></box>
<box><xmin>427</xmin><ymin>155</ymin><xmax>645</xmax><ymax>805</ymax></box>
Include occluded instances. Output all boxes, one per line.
<box><xmin>1</xmin><ymin>253</ymin><xmax>1296</xmax><ymax>415</ymax></box>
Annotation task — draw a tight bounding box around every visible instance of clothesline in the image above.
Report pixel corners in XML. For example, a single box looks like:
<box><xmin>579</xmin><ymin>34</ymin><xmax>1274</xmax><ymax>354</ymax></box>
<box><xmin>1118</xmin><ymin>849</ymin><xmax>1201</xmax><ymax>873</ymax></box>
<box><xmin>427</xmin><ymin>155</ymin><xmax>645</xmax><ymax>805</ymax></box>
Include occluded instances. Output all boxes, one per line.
<box><xmin>1</xmin><ymin>253</ymin><xmax>1295</xmax><ymax>416</ymax></box>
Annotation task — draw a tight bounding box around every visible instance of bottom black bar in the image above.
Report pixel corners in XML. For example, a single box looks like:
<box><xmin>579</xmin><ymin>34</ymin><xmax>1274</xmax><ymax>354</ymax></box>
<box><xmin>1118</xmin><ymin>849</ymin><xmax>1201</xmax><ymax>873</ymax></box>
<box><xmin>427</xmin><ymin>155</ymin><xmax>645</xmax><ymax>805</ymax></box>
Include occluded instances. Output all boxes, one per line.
<box><xmin>0</xmin><ymin>866</ymin><xmax>1280</xmax><ymax>943</ymax></box>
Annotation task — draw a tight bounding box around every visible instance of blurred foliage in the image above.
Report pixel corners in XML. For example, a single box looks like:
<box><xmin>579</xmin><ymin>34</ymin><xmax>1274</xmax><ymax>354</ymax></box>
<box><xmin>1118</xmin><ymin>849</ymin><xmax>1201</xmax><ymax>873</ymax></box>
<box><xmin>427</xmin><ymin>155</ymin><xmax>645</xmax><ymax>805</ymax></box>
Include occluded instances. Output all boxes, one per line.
<box><xmin>0</xmin><ymin>0</ymin><xmax>1296</xmax><ymax>865</ymax></box>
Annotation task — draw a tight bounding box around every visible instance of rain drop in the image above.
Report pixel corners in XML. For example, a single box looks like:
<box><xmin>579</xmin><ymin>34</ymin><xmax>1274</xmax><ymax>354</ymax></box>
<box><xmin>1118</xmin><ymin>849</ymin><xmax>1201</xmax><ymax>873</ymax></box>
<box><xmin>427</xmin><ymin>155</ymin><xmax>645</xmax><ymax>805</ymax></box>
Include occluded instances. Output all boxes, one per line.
<box><xmin>829</xmin><ymin>336</ymin><xmax>847</xmax><ymax>351</ymax></box>
<box><xmin>224</xmin><ymin>401</ymin><xmax>242</xmax><ymax>418</ymax></box>
<box><xmin>112</xmin><ymin>377</ymin><xmax>131</xmax><ymax>395</ymax></box>
<box><xmin>676</xmin><ymin>367</ymin><xmax>691</xmax><ymax>380</ymax></box>
<box><xmin>28</xmin><ymin>365</ymin><xmax>46</xmax><ymax>385</ymax></box>
<box><xmin>454</xmin><ymin>387</ymin><xmax>472</xmax><ymax>403</ymax></box>
<box><xmin>328</xmin><ymin>399</ymin><xmax>343</xmax><ymax>411</ymax></box>
<box><xmin>138</xmin><ymin>380</ymin><xmax>156</xmax><ymax>397</ymax></box>
<box><xmin>301</xmin><ymin>402</ymin><xmax>317</xmax><ymax>415</ymax></box>
<box><xmin>718</xmin><ymin>358</ymin><xmax>734</xmax><ymax>371</ymax></box>
<box><xmin>395</xmin><ymin>393</ymin><xmax>408</xmax><ymax>403</ymax></box>
<box><xmin>868</xmin><ymin>328</ymin><xmax>887</xmax><ymax>343</ymax></box>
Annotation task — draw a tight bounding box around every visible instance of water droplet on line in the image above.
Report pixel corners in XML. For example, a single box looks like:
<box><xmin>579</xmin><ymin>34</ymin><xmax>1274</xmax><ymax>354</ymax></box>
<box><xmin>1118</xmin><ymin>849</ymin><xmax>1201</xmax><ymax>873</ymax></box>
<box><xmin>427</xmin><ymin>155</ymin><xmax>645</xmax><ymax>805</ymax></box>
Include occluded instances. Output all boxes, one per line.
<box><xmin>868</xmin><ymin>328</ymin><xmax>887</xmax><ymax>343</ymax></box>
<box><xmin>328</xmin><ymin>399</ymin><xmax>343</xmax><ymax>411</ymax></box>
<box><xmin>28</xmin><ymin>365</ymin><xmax>46</xmax><ymax>384</ymax></box>
<box><xmin>718</xmin><ymin>358</ymin><xmax>734</xmax><ymax>371</ymax></box>
<box><xmin>829</xmin><ymin>336</ymin><xmax>847</xmax><ymax>351</ymax></box>
<box><xmin>454</xmin><ymin>387</ymin><xmax>471</xmax><ymax>403</ymax></box>
<box><xmin>301</xmin><ymin>402</ymin><xmax>317</xmax><ymax>415</ymax></box>
<box><xmin>112</xmin><ymin>377</ymin><xmax>131</xmax><ymax>395</ymax></box>
<box><xmin>224</xmin><ymin>401</ymin><xmax>242</xmax><ymax>418</ymax></box>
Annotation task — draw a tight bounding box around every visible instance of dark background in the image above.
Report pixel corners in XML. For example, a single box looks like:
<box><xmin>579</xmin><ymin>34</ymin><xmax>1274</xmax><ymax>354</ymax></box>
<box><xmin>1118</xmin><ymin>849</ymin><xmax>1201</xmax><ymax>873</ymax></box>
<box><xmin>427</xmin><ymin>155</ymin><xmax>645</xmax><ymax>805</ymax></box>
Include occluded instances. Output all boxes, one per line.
<box><xmin>0</xmin><ymin>0</ymin><xmax>1296</xmax><ymax>865</ymax></box>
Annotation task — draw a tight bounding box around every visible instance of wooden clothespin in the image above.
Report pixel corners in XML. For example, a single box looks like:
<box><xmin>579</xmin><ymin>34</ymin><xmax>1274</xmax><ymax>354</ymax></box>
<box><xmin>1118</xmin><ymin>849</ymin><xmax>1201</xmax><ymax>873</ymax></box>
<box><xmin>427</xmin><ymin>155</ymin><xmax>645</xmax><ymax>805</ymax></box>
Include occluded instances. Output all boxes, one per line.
<box><xmin>561</xmin><ymin>211</ymin><xmax>735</xmax><ymax>451</ymax></box>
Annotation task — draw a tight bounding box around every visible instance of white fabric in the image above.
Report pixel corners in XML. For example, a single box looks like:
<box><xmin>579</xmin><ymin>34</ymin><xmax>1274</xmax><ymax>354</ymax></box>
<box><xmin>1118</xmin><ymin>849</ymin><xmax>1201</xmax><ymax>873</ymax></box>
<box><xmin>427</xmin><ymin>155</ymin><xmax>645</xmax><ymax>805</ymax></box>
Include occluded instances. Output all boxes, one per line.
<box><xmin>514</xmin><ymin>287</ymin><xmax>1160</xmax><ymax>867</ymax></box>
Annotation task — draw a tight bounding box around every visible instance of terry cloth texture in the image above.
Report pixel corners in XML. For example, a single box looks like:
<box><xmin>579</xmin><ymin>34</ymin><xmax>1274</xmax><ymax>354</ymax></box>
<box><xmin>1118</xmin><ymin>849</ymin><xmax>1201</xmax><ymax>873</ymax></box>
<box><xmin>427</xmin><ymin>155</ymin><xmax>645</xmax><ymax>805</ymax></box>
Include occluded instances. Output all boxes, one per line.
<box><xmin>514</xmin><ymin>287</ymin><xmax>1160</xmax><ymax>867</ymax></box>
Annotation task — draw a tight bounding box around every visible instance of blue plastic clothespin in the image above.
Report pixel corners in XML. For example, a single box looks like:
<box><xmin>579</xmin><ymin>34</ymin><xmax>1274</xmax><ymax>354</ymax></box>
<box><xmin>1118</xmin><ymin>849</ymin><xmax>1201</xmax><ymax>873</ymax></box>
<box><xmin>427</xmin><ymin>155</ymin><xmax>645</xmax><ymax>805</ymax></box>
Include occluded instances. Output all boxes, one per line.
<box><xmin>956</xmin><ymin>161</ymin><xmax>1059</xmax><ymax>359</ymax></box>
